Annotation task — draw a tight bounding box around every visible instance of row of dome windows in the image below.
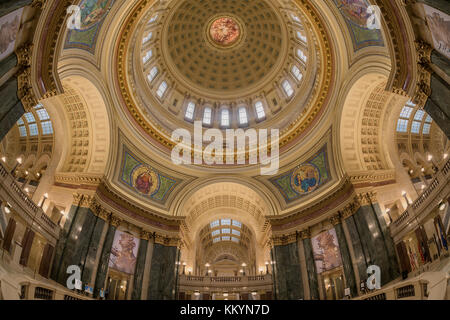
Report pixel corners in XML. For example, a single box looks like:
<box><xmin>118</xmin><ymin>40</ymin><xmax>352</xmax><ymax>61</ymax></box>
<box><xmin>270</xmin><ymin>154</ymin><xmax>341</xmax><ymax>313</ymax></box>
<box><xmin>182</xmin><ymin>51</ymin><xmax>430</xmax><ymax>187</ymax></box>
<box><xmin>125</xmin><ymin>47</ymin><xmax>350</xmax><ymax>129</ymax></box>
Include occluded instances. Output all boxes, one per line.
<box><xmin>141</xmin><ymin>12</ymin><xmax>308</xmax><ymax>126</ymax></box>
<box><xmin>17</xmin><ymin>104</ymin><xmax>53</xmax><ymax>137</ymax></box>
<box><xmin>396</xmin><ymin>101</ymin><xmax>433</xmax><ymax>135</ymax></box>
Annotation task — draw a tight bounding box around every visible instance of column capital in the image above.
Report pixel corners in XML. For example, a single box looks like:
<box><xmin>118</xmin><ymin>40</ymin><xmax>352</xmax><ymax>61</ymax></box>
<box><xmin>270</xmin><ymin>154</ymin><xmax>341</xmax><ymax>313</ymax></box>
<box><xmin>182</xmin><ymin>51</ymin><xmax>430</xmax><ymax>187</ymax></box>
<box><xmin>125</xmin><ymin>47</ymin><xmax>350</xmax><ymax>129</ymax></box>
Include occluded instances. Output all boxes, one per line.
<box><xmin>299</xmin><ymin>228</ymin><xmax>311</xmax><ymax>240</ymax></box>
<box><xmin>109</xmin><ymin>214</ymin><xmax>122</xmax><ymax>228</ymax></box>
<box><xmin>272</xmin><ymin>232</ymin><xmax>297</xmax><ymax>246</ymax></box>
<box><xmin>140</xmin><ymin>230</ymin><xmax>151</xmax><ymax>241</ymax></box>
<box><xmin>329</xmin><ymin>212</ymin><xmax>342</xmax><ymax>226</ymax></box>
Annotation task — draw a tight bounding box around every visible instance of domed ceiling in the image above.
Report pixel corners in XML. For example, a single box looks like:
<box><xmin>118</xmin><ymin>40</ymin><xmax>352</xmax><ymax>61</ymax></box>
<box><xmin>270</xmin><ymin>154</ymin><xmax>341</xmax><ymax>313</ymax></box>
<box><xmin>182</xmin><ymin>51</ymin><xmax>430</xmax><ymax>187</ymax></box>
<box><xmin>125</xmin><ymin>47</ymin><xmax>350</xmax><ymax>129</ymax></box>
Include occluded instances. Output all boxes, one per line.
<box><xmin>116</xmin><ymin>0</ymin><xmax>334</xmax><ymax>165</ymax></box>
<box><xmin>164</xmin><ymin>0</ymin><xmax>284</xmax><ymax>95</ymax></box>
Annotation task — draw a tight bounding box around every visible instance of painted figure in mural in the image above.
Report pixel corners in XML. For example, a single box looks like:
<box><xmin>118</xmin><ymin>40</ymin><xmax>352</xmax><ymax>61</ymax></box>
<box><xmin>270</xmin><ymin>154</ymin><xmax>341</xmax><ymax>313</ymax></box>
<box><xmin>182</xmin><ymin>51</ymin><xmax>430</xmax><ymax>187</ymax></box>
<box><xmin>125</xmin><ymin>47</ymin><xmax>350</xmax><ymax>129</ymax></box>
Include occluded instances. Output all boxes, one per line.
<box><xmin>135</xmin><ymin>171</ymin><xmax>153</xmax><ymax>195</ymax></box>
<box><xmin>210</xmin><ymin>17</ymin><xmax>240</xmax><ymax>46</ymax></box>
<box><xmin>314</xmin><ymin>231</ymin><xmax>342</xmax><ymax>272</ymax></box>
<box><xmin>80</xmin><ymin>0</ymin><xmax>110</xmax><ymax>28</ymax></box>
<box><xmin>0</xmin><ymin>15</ymin><xmax>20</xmax><ymax>55</ymax></box>
<box><xmin>337</xmin><ymin>0</ymin><xmax>370</xmax><ymax>27</ymax></box>
<box><xmin>110</xmin><ymin>232</ymin><xmax>138</xmax><ymax>274</ymax></box>
<box><xmin>293</xmin><ymin>165</ymin><xmax>319</xmax><ymax>194</ymax></box>
<box><xmin>426</xmin><ymin>11</ymin><xmax>450</xmax><ymax>56</ymax></box>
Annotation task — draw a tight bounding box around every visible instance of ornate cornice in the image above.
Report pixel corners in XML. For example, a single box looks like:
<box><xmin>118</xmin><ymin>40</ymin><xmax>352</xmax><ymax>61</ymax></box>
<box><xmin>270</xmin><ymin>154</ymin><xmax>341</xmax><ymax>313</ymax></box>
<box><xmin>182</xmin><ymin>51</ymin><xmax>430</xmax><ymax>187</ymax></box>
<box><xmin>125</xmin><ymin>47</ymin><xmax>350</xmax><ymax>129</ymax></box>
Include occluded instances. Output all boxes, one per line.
<box><xmin>329</xmin><ymin>212</ymin><xmax>342</xmax><ymax>226</ymax></box>
<box><xmin>110</xmin><ymin>214</ymin><xmax>122</xmax><ymax>228</ymax></box>
<box><xmin>299</xmin><ymin>228</ymin><xmax>311</xmax><ymax>240</ymax></box>
<box><xmin>412</xmin><ymin>41</ymin><xmax>432</xmax><ymax>106</ymax></box>
<box><xmin>272</xmin><ymin>232</ymin><xmax>298</xmax><ymax>246</ymax></box>
<box><xmin>154</xmin><ymin>233</ymin><xmax>180</xmax><ymax>247</ymax></box>
<box><xmin>140</xmin><ymin>229</ymin><xmax>151</xmax><ymax>241</ymax></box>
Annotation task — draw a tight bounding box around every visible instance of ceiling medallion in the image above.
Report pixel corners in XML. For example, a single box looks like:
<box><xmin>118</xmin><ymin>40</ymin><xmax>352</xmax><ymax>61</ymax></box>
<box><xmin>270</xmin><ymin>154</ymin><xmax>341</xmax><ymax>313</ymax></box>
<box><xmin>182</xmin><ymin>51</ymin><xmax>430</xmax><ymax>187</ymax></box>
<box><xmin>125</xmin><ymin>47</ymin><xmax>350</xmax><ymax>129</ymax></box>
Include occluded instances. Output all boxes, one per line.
<box><xmin>205</xmin><ymin>14</ymin><xmax>245</xmax><ymax>50</ymax></box>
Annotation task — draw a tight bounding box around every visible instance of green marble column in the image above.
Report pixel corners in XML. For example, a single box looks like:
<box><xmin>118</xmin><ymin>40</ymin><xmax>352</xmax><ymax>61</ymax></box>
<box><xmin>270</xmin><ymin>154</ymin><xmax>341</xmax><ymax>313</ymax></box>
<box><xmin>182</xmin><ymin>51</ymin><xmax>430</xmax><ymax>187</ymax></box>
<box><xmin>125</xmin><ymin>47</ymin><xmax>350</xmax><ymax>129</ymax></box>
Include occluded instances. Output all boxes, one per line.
<box><xmin>54</xmin><ymin>206</ymin><xmax>98</xmax><ymax>285</ymax></box>
<box><xmin>370</xmin><ymin>202</ymin><xmax>400</xmax><ymax>281</ymax></box>
<box><xmin>416</xmin><ymin>0</ymin><xmax>450</xmax><ymax>15</ymax></box>
<box><xmin>0</xmin><ymin>0</ymin><xmax>32</xmax><ymax>19</ymax></box>
<box><xmin>334</xmin><ymin>223</ymin><xmax>357</xmax><ymax>297</ymax></box>
<box><xmin>273</xmin><ymin>241</ymin><xmax>304</xmax><ymax>300</ymax></box>
<box><xmin>147</xmin><ymin>243</ymin><xmax>177</xmax><ymax>300</ymax></box>
<box><xmin>424</xmin><ymin>73</ymin><xmax>450</xmax><ymax>139</ymax></box>
<box><xmin>302</xmin><ymin>238</ymin><xmax>319</xmax><ymax>300</ymax></box>
<box><xmin>50</xmin><ymin>204</ymin><xmax>81</xmax><ymax>282</ymax></box>
<box><xmin>0</xmin><ymin>53</ymin><xmax>17</xmax><ymax>79</ymax></box>
<box><xmin>349</xmin><ymin>203</ymin><xmax>399</xmax><ymax>286</ymax></box>
<box><xmin>131</xmin><ymin>238</ymin><xmax>148</xmax><ymax>300</ymax></box>
<box><xmin>344</xmin><ymin>215</ymin><xmax>369</xmax><ymax>281</ymax></box>
<box><xmin>431</xmin><ymin>50</ymin><xmax>450</xmax><ymax>78</ymax></box>
<box><xmin>94</xmin><ymin>223</ymin><xmax>116</xmax><ymax>298</ymax></box>
<box><xmin>0</xmin><ymin>76</ymin><xmax>24</xmax><ymax>141</ymax></box>
<box><xmin>81</xmin><ymin>216</ymin><xmax>106</xmax><ymax>285</ymax></box>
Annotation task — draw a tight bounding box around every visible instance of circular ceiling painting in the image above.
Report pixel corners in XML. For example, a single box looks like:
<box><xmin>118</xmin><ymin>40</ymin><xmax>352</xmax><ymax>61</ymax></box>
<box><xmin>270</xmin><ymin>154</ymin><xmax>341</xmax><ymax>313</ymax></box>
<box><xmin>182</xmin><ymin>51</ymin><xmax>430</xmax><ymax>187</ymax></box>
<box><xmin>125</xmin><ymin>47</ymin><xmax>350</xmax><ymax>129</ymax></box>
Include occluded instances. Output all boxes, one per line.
<box><xmin>209</xmin><ymin>16</ymin><xmax>240</xmax><ymax>46</ymax></box>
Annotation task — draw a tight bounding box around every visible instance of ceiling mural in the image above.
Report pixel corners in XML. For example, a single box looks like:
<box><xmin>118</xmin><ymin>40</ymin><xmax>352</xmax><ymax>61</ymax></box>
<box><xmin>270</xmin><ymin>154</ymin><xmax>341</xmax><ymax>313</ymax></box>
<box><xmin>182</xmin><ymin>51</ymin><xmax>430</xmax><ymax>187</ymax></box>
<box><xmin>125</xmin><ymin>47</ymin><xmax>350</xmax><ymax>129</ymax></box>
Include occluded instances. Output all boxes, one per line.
<box><xmin>333</xmin><ymin>0</ymin><xmax>384</xmax><ymax>51</ymax></box>
<box><xmin>269</xmin><ymin>145</ymin><xmax>331</xmax><ymax>203</ymax></box>
<box><xmin>64</xmin><ymin>0</ymin><xmax>115</xmax><ymax>53</ymax></box>
<box><xmin>119</xmin><ymin>147</ymin><xmax>181</xmax><ymax>204</ymax></box>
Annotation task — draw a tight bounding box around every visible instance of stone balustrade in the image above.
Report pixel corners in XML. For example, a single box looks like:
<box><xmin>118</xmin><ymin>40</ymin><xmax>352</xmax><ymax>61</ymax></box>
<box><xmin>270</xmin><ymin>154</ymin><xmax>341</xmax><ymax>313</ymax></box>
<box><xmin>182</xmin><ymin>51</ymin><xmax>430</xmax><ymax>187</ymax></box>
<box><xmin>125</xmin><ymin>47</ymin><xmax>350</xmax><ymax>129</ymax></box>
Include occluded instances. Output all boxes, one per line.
<box><xmin>390</xmin><ymin>158</ymin><xmax>450</xmax><ymax>243</ymax></box>
<box><xmin>0</xmin><ymin>163</ymin><xmax>59</xmax><ymax>243</ymax></box>
<box><xmin>354</xmin><ymin>279</ymin><xmax>429</xmax><ymax>300</ymax></box>
<box><xmin>179</xmin><ymin>274</ymin><xmax>273</xmax><ymax>291</ymax></box>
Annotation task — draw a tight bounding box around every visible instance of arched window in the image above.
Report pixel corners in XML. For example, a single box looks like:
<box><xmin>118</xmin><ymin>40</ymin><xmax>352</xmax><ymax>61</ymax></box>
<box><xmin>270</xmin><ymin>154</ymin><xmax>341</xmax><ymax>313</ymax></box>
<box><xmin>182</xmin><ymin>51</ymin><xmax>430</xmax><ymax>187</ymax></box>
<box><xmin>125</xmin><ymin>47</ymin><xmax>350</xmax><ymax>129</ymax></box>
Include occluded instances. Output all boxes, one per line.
<box><xmin>297</xmin><ymin>48</ymin><xmax>307</xmax><ymax>63</ymax></box>
<box><xmin>282</xmin><ymin>80</ymin><xmax>294</xmax><ymax>97</ymax></box>
<box><xmin>185</xmin><ymin>102</ymin><xmax>196</xmax><ymax>121</ymax></box>
<box><xmin>148</xmin><ymin>66</ymin><xmax>158</xmax><ymax>82</ymax></box>
<box><xmin>238</xmin><ymin>107</ymin><xmax>248</xmax><ymax>125</ymax></box>
<box><xmin>143</xmin><ymin>31</ymin><xmax>153</xmax><ymax>44</ymax></box>
<box><xmin>156</xmin><ymin>81</ymin><xmax>168</xmax><ymax>98</ymax></box>
<box><xmin>143</xmin><ymin>50</ymin><xmax>152</xmax><ymax>63</ymax></box>
<box><xmin>291</xmin><ymin>65</ymin><xmax>303</xmax><ymax>81</ymax></box>
<box><xmin>221</xmin><ymin>109</ymin><xmax>230</xmax><ymax>127</ymax></box>
<box><xmin>254</xmin><ymin>101</ymin><xmax>265</xmax><ymax>120</ymax></box>
<box><xmin>203</xmin><ymin>107</ymin><xmax>212</xmax><ymax>125</ymax></box>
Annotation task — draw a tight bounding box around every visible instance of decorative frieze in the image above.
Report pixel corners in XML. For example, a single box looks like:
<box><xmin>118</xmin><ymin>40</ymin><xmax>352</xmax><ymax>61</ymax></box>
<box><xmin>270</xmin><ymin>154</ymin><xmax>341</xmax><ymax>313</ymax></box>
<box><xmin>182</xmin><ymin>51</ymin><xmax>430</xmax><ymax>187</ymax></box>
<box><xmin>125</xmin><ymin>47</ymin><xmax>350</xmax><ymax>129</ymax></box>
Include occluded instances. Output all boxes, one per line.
<box><xmin>412</xmin><ymin>41</ymin><xmax>433</xmax><ymax>106</ymax></box>
<box><xmin>110</xmin><ymin>215</ymin><xmax>122</xmax><ymax>228</ymax></box>
<box><xmin>329</xmin><ymin>212</ymin><xmax>342</xmax><ymax>226</ymax></box>
<box><xmin>272</xmin><ymin>232</ymin><xmax>298</xmax><ymax>246</ymax></box>
<box><xmin>154</xmin><ymin>233</ymin><xmax>180</xmax><ymax>247</ymax></box>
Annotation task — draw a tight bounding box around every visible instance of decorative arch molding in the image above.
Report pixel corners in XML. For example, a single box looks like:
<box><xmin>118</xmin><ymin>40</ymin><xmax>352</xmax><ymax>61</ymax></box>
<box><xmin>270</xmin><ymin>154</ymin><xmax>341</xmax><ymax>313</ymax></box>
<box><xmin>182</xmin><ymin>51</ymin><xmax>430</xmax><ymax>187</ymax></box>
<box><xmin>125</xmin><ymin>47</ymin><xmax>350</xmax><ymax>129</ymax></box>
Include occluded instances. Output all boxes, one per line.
<box><xmin>171</xmin><ymin>177</ymin><xmax>279</xmax><ymax>219</ymax></box>
<box><xmin>54</xmin><ymin>71</ymin><xmax>112</xmax><ymax>175</ymax></box>
<box><xmin>337</xmin><ymin>64</ymin><xmax>394</xmax><ymax>176</ymax></box>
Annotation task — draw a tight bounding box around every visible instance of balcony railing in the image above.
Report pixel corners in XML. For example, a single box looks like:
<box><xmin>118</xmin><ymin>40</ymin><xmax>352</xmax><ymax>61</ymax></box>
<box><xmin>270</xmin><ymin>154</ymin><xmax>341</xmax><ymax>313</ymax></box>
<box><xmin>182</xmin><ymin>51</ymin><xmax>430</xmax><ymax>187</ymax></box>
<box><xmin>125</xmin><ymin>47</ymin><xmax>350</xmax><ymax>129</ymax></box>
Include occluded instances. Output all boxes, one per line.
<box><xmin>0</xmin><ymin>163</ymin><xmax>59</xmax><ymax>242</ymax></box>
<box><xmin>354</xmin><ymin>279</ymin><xmax>429</xmax><ymax>300</ymax></box>
<box><xmin>390</xmin><ymin>158</ymin><xmax>450</xmax><ymax>243</ymax></box>
<box><xmin>179</xmin><ymin>274</ymin><xmax>273</xmax><ymax>291</ymax></box>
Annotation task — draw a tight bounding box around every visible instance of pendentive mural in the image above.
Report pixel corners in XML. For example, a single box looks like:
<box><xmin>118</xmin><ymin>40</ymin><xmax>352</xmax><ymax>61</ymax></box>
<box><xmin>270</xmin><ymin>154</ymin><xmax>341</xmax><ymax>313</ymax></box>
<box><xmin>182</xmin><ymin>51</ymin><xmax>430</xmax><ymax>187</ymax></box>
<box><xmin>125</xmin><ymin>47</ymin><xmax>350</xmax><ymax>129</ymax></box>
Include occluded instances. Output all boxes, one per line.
<box><xmin>64</xmin><ymin>0</ymin><xmax>115</xmax><ymax>53</ymax></box>
<box><xmin>312</xmin><ymin>228</ymin><xmax>343</xmax><ymax>274</ymax></box>
<box><xmin>108</xmin><ymin>230</ymin><xmax>140</xmax><ymax>275</ymax></box>
<box><xmin>269</xmin><ymin>145</ymin><xmax>331</xmax><ymax>203</ymax></box>
<box><xmin>333</xmin><ymin>0</ymin><xmax>384</xmax><ymax>51</ymax></box>
<box><xmin>0</xmin><ymin>8</ymin><xmax>23</xmax><ymax>62</ymax></box>
<box><xmin>120</xmin><ymin>147</ymin><xmax>180</xmax><ymax>204</ymax></box>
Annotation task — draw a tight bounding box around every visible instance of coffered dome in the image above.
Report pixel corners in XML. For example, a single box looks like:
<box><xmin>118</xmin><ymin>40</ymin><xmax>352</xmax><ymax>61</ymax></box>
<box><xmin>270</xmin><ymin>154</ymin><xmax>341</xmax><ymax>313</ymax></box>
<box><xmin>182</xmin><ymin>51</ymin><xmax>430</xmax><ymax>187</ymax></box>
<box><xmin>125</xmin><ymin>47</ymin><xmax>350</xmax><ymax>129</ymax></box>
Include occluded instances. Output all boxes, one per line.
<box><xmin>163</xmin><ymin>0</ymin><xmax>285</xmax><ymax>94</ymax></box>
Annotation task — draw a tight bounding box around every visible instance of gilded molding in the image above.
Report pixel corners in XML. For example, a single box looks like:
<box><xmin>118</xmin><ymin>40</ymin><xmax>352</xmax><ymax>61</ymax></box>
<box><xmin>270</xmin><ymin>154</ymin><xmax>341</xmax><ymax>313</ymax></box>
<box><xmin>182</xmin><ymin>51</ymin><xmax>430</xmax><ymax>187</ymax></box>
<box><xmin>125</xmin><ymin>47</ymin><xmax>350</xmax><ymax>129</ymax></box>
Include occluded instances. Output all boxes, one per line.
<box><xmin>272</xmin><ymin>232</ymin><xmax>298</xmax><ymax>246</ymax></box>
<box><xmin>412</xmin><ymin>41</ymin><xmax>432</xmax><ymax>106</ymax></box>
<box><xmin>140</xmin><ymin>230</ymin><xmax>151</xmax><ymax>241</ymax></box>
<box><xmin>299</xmin><ymin>228</ymin><xmax>311</xmax><ymax>240</ymax></box>
<box><xmin>110</xmin><ymin>215</ymin><xmax>122</xmax><ymax>228</ymax></box>
<box><xmin>154</xmin><ymin>233</ymin><xmax>180</xmax><ymax>247</ymax></box>
<box><xmin>329</xmin><ymin>212</ymin><xmax>342</xmax><ymax>226</ymax></box>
